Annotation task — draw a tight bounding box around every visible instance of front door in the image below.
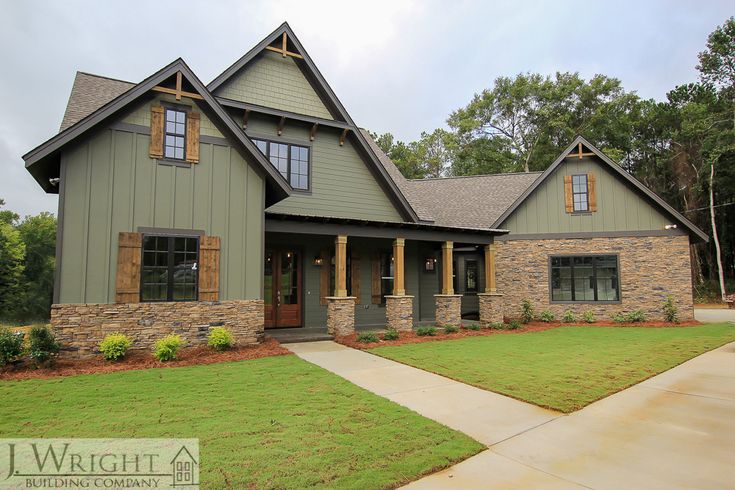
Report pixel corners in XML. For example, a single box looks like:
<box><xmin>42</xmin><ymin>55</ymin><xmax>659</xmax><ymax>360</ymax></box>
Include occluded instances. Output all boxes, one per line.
<box><xmin>264</xmin><ymin>249</ymin><xmax>302</xmax><ymax>328</ymax></box>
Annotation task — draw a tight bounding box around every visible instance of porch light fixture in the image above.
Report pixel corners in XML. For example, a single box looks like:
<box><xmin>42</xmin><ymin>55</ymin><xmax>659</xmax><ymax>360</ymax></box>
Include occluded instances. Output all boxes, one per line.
<box><xmin>313</xmin><ymin>256</ymin><xmax>324</xmax><ymax>266</ymax></box>
<box><xmin>424</xmin><ymin>257</ymin><xmax>436</xmax><ymax>272</ymax></box>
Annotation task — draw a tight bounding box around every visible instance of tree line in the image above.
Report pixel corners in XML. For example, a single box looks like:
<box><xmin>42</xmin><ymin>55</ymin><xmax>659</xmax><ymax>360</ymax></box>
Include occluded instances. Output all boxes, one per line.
<box><xmin>372</xmin><ymin>17</ymin><xmax>735</xmax><ymax>300</ymax></box>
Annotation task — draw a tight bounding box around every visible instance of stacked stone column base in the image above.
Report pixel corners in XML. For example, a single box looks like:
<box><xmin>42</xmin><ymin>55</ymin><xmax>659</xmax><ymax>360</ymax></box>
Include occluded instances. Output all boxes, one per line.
<box><xmin>478</xmin><ymin>292</ymin><xmax>504</xmax><ymax>327</ymax></box>
<box><xmin>385</xmin><ymin>295</ymin><xmax>414</xmax><ymax>331</ymax></box>
<box><xmin>326</xmin><ymin>296</ymin><xmax>356</xmax><ymax>336</ymax></box>
<box><xmin>434</xmin><ymin>294</ymin><xmax>462</xmax><ymax>327</ymax></box>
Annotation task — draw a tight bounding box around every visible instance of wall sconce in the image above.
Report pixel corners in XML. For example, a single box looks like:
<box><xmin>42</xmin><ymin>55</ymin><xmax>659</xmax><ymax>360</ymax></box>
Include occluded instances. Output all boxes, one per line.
<box><xmin>313</xmin><ymin>256</ymin><xmax>324</xmax><ymax>266</ymax></box>
<box><xmin>424</xmin><ymin>257</ymin><xmax>436</xmax><ymax>272</ymax></box>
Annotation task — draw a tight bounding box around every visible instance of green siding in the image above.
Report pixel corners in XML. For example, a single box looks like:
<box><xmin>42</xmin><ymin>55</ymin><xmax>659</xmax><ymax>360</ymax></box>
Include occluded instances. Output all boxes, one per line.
<box><xmin>500</xmin><ymin>157</ymin><xmax>672</xmax><ymax>234</ymax></box>
<box><xmin>214</xmin><ymin>51</ymin><xmax>333</xmax><ymax>120</ymax></box>
<box><xmin>58</xmin><ymin>109</ymin><xmax>265</xmax><ymax>304</ymax></box>
<box><xmin>122</xmin><ymin>93</ymin><xmax>224</xmax><ymax>138</ymax></box>
<box><xmin>245</xmin><ymin>114</ymin><xmax>403</xmax><ymax>222</ymax></box>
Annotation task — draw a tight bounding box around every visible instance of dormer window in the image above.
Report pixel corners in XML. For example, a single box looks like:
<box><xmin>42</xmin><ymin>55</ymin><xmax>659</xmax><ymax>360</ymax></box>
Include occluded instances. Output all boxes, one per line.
<box><xmin>164</xmin><ymin>108</ymin><xmax>187</xmax><ymax>160</ymax></box>
<box><xmin>572</xmin><ymin>174</ymin><xmax>589</xmax><ymax>212</ymax></box>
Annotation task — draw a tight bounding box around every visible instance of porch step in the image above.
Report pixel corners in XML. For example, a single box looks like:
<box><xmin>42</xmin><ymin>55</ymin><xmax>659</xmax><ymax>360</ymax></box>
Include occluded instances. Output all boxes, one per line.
<box><xmin>266</xmin><ymin>328</ymin><xmax>334</xmax><ymax>344</ymax></box>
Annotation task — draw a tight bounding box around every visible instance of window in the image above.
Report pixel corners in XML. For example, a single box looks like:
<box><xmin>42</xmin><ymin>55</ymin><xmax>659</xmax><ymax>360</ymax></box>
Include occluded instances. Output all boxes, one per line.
<box><xmin>251</xmin><ymin>138</ymin><xmax>310</xmax><ymax>190</ymax></box>
<box><xmin>550</xmin><ymin>255</ymin><xmax>619</xmax><ymax>302</ymax></box>
<box><xmin>465</xmin><ymin>260</ymin><xmax>478</xmax><ymax>294</ymax></box>
<box><xmin>380</xmin><ymin>252</ymin><xmax>393</xmax><ymax>303</ymax></box>
<box><xmin>572</xmin><ymin>174</ymin><xmax>589</xmax><ymax>212</ymax></box>
<box><xmin>164</xmin><ymin>108</ymin><xmax>187</xmax><ymax>160</ymax></box>
<box><xmin>141</xmin><ymin>235</ymin><xmax>198</xmax><ymax>302</ymax></box>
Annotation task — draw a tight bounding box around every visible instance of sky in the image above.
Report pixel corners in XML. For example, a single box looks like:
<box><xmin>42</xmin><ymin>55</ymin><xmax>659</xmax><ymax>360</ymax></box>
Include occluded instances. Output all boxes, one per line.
<box><xmin>0</xmin><ymin>0</ymin><xmax>731</xmax><ymax>217</ymax></box>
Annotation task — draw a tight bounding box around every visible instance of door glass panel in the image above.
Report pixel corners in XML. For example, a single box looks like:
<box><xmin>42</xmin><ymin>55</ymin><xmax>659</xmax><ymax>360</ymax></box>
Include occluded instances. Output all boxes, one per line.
<box><xmin>264</xmin><ymin>251</ymin><xmax>274</xmax><ymax>306</ymax></box>
<box><xmin>280</xmin><ymin>251</ymin><xmax>298</xmax><ymax>305</ymax></box>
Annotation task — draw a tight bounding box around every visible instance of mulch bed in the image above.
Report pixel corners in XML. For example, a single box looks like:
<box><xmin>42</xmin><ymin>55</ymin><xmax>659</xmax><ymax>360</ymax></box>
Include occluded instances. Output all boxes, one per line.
<box><xmin>338</xmin><ymin>320</ymin><xmax>703</xmax><ymax>350</ymax></box>
<box><xmin>0</xmin><ymin>338</ymin><xmax>292</xmax><ymax>381</ymax></box>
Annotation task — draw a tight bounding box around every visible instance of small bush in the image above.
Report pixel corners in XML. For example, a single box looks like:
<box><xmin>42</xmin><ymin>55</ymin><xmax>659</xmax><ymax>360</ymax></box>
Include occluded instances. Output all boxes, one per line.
<box><xmin>382</xmin><ymin>328</ymin><xmax>399</xmax><ymax>341</ymax></box>
<box><xmin>539</xmin><ymin>310</ymin><xmax>555</xmax><ymax>322</ymax></box>
<box><xmin>582</xmin><ymin>311</ymin><xmax>596</xmax><ymax>323</ymax></box>
<box><xmin>489</xmin><ymin>322</ymin><xmax>504</xmax><ymax>330</ymax></box>
<box><xmin>207</xmin><ymin>327</ymin><xmax>234</xmax><ymax>351</ymax></box>
<box><xmin>444</xmin><ymin>325</ymin><xmax>459</xmax><ymax>334</ymax></box>
<box><xmin>99</xmin><ymin>333</ymin><xmax>132</xmax><ymax>361</ymax></box>
<box><xmin>357</xmin><ymin>332</ymin><xmax>379</xmax><ymax>343</ymax></box>
<box><xmin>466</xmin><ymin>323</ymin><xmax>481</xmax><ymax>331</ymax></box>
<box><xmin>28</xmin><ymin>325</ymin><xmax>60</xmax><ymax>366</ymax></box>
<box><xmin>612</xmin><ymin>312</ymin><xmax>626</xmax><ymax>323</ymax></box>
<box><xmin>0</xmin><ymin>328</ymin><xmax>25</xmax><ymax>366</ymax></box>
<box><xmin>507</xmin><ymin>320</ymin><xmax>521</xmax><ymax>330</ymax></box>
<box><xmin>562</xmin><ymin>310</ymin><xmax>577</xmax><ymax>323</ymax></box>
<box><xmin>416</xmin><ymin>326</ymin><xmax>436</xmax><ymax>337</ymax></box>
<box><xmin>662</xmin><ymin>295</ymin><xmax>679</xmax><ymax>323</ymax></box>
<box><xmin>626</xmin><ymin>310</ymin><xmax>646</xmax><ymax>323</ymax></box>
<box><xmin>520</xmin><ymin>299</ymin><xmax>534</xmax><ymax>323</ymax></box>
<box><xmin>154</xmin><ymin>334</ymin><xmax>183</xmax><ymax>362</ymax></box>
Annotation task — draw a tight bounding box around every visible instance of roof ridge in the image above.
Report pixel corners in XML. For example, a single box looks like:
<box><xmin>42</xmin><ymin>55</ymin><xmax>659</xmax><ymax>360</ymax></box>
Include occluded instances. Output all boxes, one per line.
<box><xmin>410</xmin><ymin>171</ymin><xmax>543</xmax><ymax>182</ymax></box>
<box><xmin>76</xmin><ymin>71</ymin><xmax>135</xmax><ymax>85</ymax></box>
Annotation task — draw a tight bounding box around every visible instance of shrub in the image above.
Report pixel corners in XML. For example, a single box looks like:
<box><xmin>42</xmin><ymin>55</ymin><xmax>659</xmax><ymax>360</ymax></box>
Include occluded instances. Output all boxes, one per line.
<box><xmin>154</xmin><ymin>334</ymin><xmax>183</xmax><ymax>362</ymax></box>
<box><xmin>0</xmin><ymin>328</ymin><xmax>25</xmax><ymax>366</ymax></box>
<box><xmin>507</xmin><ymin>320</ymin><xmax>521</xmax><ymax>330</ymax></box>
<box><xmin>539</xmin><ymin>310</ymin><xmax>555</xmax><ymax>322</ymax></box>
<box><xmin>28</xmin><ymin>325</ymin><xmax>60</xmax><ymax>366</ymax></box>
<box><xmin>489</xmin><ymin>322</ymin><xmax>504</xmax><ymax>330</ymax></box>
<box><xmin>382</xmin><ymin>328</ymin><xmax>399</xmax><ymax>341</ymax></box>
<box><xmin>520</xmin><ymin>299</ymin><xmax>534</xmax><ymax>323</ymax></box>
<box><xmin>357</xmin><ymin>332</ymin><xmax>379</xmax><ymax>343</ymax></box>
<box><xmin>466</xmin><ymin>323</ymin><xmax>481</xmax><ymax>331</ymax></box>
<box><xmin>662</xmin><ymin>295</ymin><xmax>679</xmax><ymax>323</ymax></box>
<box><xmin>416</xmin><ymin>326</ymin><xmax>436</xmax><ymax>337</ymax></box>
<box><xmin>207</xmin><ymin>327</ymin><xmax>234</xmax><ymax>351</ymax></box>
<box><xmin>99</xmin><ymin>333</ymin><xmax>132</xmax><ymax>361</ymax></box>
<box><xmin>612</xmin><ymin>312</ymin><xmax>626</xmax><ymax>323</ymax></box>
<box><xmin>562</xmin><ymin>310</ymin><xmax>577</xmax><ymax>323</ymax></box>
<box><xmin>582</xmin><ymin>311</ymin><xmax>596</xmax><ymax>323</ymax></box>
<box><xmin>626</xmin><ymin>310</ymin><xmax>646</xmax><ymax>323</ymax></box>
<box><xmin>444</xmin><ymin>325</ymin><xmax>459</xmax><ymax>334</ymax></box>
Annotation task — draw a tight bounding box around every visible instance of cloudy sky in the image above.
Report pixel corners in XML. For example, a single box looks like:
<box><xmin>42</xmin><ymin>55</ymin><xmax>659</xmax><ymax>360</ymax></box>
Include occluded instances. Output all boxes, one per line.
<box><xmin>0</xmin><ymin>0</ymin><xmax>731</xmax><ymax>217</ymax></box>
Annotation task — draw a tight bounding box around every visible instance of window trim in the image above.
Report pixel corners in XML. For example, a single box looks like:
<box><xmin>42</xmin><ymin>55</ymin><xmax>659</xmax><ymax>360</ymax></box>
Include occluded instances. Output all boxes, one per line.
<box><xmin>140</xmin><ymin>234</ymin><xmax>200</xmax><ymax>303</ymax></box>
<box><xmin>548</xmin><ymin>253</ymin><xmax>621</xmax><ymax>304</ymax></box>
<box><xmin>249</xmin><ymin>135</ymin><xmax>312</xmax><ymax>192</ymax></box>
<box><xmin>571</xmin><ymin>174</ymin><xmax>589</xmax><ymax>213</ymax></box>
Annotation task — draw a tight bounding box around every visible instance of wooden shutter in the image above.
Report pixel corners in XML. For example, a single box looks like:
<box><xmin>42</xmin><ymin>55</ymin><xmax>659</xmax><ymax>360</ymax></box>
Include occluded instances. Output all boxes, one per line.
<box><xmin>149</xmin><ymin>106</ymin><xmax>164</xmax><ymax>159</ymax></box>
<box><xmin>563</xmin><ymin>175</ymin><xmax>573</xmax><ymax>213</ymax></box>
<box><xmin>587</xmin><ymin>173</ymin><xmax>597</xmax><ymax>212</ymax></box>
<box><xmin>371</xmin><ymin>254</ymin><xmax>381</xmax><ymax>304</ymax></box>
<box><xmin>319</xmin><ymin>249</ymin><xmax>329</xmax><ymax>305</ymax></box>
<box><xmin>115</xmin><ymin>232</ymin><xmax>142</xmax><ymax>303</ymax></box>
<box><xmin>186</xmin><ymin>111</ymin><xmax>201</xmax><ymax>163</ymax></box>
<box><xmin>198</xmin><ymin>236</ymin><xmax>220</xmax><ymax>301</ymax></box>
<box><xmin>351</xmin><ymin>250</ymin><xmax>360</xmax><ymax>304</ymax></box>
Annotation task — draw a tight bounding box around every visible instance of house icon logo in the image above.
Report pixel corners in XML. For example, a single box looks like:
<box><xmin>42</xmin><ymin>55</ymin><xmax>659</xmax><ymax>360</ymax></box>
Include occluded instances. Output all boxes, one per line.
<box><xmin>170</xmin><ymin>445</ymin><xmax>199</xmax><ymax>487</ymax></box>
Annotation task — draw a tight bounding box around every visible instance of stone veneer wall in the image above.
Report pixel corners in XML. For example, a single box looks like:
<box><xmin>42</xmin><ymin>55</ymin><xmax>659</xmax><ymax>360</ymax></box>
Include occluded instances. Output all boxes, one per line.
<box><xmin>478</xmin><ymin>293</ymin><xmax>504</xmax><ymax>327</ymax></box>
<box><xmin>385</xmin><ymin>296</ymin><xmax>414</xmax><ymax>331</ymax></box>
<box><xmin>50</xmin><ymin>300</ymin><xmax>264</xmax><ymax>358</ymax></box>
<box><xmin>326</xmin><ymin>297</ymin><xmax>356</xmax><ymax>336</ymax></box>
<box><xmin>495</xmin><ymin>235</ymin><xmax>694</xmax><ymax>321</ymax></box>
<box><xmin>435</xmin><ymin>295</ymin><xmax>462</xmax><ymax>327</ymax></box>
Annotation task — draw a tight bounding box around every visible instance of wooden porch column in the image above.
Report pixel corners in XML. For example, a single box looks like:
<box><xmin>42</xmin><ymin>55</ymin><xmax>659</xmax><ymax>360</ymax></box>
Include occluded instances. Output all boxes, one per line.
<box><xmin>393</xmin><ymin>238</ymin><xmax>405</xmax><ymax>295</ymax></box>
<box><xmin>334</xmin><ymin>235</ymin><xmax>348</xmax><ymax>297</ymax></box>
<box><xmin>484</xmin><ymin>244</ymin><xmax>497</xmax><ymax>293</ymax></box>
<box><xmin>441</xmin><ymin>241</ymin><xmax>454</xmax><ymax>295</ymax></box>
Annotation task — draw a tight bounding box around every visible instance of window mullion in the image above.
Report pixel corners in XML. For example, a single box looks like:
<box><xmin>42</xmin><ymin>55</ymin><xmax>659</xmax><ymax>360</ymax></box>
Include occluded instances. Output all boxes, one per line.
<box><xmin>570</xmin><ymin>261</ymin><xmax>575</xmax><ymax>301</ymax></box>
<box><xmin>167</xmin><ymin>237</ymin><xmax>175</xmax><ymax>302</ymax></box>
<box><xmin>592</xmin><ymin>258</ymin><xmax>598</xmax><ymax>301</ymax></box>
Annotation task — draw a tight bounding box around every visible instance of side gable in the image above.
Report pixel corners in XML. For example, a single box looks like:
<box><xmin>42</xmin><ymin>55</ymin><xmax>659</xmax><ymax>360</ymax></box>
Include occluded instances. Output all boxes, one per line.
<box><xmin>494</xmin><ymin>136</ymin><xmax>708</xmax><ymax>242</ymax></box>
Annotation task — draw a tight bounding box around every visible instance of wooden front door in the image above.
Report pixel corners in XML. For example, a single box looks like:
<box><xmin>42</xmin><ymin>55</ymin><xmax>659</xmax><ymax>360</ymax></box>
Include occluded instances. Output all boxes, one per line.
<box><xmin>264</xmin><ymin>249</ymin><xmax>302</xmax><ymax>328</ymax></box>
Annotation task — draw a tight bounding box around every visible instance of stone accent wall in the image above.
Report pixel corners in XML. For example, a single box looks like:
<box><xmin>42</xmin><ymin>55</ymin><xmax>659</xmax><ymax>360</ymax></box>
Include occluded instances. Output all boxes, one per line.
<box><xmin>50</xmin><ymin>300</ymin><xmax>264</xmax><ymax>358</ymax></box>
<box><xmin>478</xmin><ymin>293</ymin><xmax>504</xmax><ymax>327</ymax></box>
<box><xmin>435</xmin><ymin>294</ymin><xmax>462</xmax><ymax>327</ymax></box>
<box><xmin>495</xmin><ymin>235</ymin><xmax>694</xmax><ymax>321</ymax></box>
<box><xmin>385</xmin><ymin>295</ymin><xmax>414</xmax><ymax>331</ymax></box>
<box><xmin>326</xmin><ymin>297</ymin><xmax>356</xmax><ymax>336</ymax></box>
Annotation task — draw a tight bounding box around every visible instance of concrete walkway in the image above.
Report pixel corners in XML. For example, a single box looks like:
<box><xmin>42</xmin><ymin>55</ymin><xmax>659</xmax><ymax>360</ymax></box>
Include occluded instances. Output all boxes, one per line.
<box><xmin>694</xmin><ymin>307</ymin><xmax>735</xmax><ymax>323</ymax></box>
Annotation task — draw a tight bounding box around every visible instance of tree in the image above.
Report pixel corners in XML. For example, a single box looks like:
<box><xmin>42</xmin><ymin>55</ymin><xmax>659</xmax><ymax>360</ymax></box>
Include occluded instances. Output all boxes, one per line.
<box><xmin>0</xmin><ymin>220</ymin><xmax>25</xmax><ymax>320</ymax></box>
<box><xmin>369</xmin><ymin>130</ymin><xmax>453</xmax><ymax>179</ymax></box>
<box><xmin>698</xmin><ymin>16</ymin><xmax>735</xmax><ymax>129</ymax></box>
<box><xmin>17</xmin><ymin>213</ymin><xmax>56</xmax><ymax>320</ymax></box>
<box><xmin>0</xmin><ymin>199</ymin><xmax>19</xmax><ymax>226</ymax></box>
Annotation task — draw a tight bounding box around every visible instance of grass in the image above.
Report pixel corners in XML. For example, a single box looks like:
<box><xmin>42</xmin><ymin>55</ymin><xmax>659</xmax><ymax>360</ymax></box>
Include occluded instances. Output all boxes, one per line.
<box><xmin>0</xmin><ymin>355</ymin><xmax>482</xmax><ymax>489</ymax></box>
<box><xmin>370</xmin><ymin>324</ymin><xmax>735</xmax><ymax>413</ymax></box>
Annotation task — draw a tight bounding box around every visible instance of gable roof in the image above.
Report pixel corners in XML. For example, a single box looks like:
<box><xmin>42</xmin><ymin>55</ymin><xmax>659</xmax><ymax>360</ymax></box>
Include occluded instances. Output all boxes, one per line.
<box><xmin>491</xmin><ymin>135</ymin><xmax>709</xmax><ymax>242</ymax></box>
<box><xmin>23</xmin><ymin>58</ymin><xmax>291</xmax><ymax>204</ymax></box>
<box><xmin>60</xmin><ymin>72</ymin><xmax>135</xmax><ymax>131</ymax></box>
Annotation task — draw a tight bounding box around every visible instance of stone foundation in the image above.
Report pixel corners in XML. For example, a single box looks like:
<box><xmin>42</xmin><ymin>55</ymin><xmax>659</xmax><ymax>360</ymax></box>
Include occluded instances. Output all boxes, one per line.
<box><xmin>495</xmin><ymin>235</ymin><xmax>694</xmax><ymax>321</ymax></box>
<box><xmin>326</xmin><ymin>296</ymin><xmax>356</xmax><ymax>336</ymax></box>
<box><xmin>435</xmin><ymin>294</ymin><xmax>462</xmax><ymax>327</ymax></box>
<box><xmin>478</xmin><ymin>293</ymin><xmax>504</xmax><ymax>327</ymax></box>
<box><xmin>50</xmin><ymin>300</ymin><xmax>264</xmax><ymax>358</ymax></box>
<box><xmin>385</xmin><ymin>295</ymin><xmax>414</xmax><ymax>331</ymax></box>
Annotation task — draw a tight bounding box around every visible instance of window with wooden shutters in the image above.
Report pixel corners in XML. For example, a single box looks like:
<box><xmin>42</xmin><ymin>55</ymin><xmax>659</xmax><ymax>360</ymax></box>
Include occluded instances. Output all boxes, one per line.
<box><xmin>115</xmin><ymin>232</ymin><xmax>142</xmax><ymax>303</ymax></box>
<box><xmin>141</xmin><ymin>235</ymin><xmax>199</xmax><ymax>302</ymax></box>
<box><xmin>149</xmin><ymin>107</ymin><xmax>164</xmax><ymax>159</ymax></box>
<box><xmin>587</xmin><ymin>173</ymin><xmax>597</xmax><ymax>212</ymax></box>
<box><xmin>198</xmin><ymin>236</ymin><xmax>220</xmax><ymax>301</ymax></box>
<box><xmin>149</xmin><ymin>104</ymin><xmax>200</xmax><ymax>164</ymax></box>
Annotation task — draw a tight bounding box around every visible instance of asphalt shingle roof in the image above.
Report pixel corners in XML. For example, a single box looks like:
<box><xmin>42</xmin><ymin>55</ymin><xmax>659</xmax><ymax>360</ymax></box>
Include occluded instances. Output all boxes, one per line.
<box><xmin>59</xmin><ymin>72</ymin><xmax>134</xmax><ymax>131</ymax></box>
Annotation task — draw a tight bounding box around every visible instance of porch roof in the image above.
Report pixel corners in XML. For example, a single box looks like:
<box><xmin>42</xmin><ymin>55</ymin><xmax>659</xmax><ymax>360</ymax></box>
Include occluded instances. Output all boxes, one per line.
<box><xmin>265</xmin><ymin>212</ymin><xmax>508</xmax><ymax>245</ymax></box>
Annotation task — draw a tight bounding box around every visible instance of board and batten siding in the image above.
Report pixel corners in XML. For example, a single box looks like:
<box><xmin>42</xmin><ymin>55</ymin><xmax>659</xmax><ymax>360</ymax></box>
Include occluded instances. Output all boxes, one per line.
<box><xmin>58</xmin><ymin>114</ymin><xmax>265</xmax><ymax>304</ymax></box>
<box><xmin>500</xmin><ymin>157</ymin><xmax>672</xmax><ymax>234</ymax></box>
<box><xmin>245</xmin><ymin>114</ymin><xmax>404</xmax><ymax>222</ymax></box>
<box><xmin>214</xmin><ymin>51</ymin><xmax>333</xmax><ymax>120</ymax></box>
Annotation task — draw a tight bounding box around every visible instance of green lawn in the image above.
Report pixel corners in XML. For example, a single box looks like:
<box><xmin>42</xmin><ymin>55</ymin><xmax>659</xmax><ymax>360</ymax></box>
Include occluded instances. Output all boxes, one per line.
<box><xmin>370</xmin><ymin>324</ymin><xmax>735</xmax><ymax>413</ymax></box>
<box><xmin>0</xmin><ymin>355</ymin><xmax>482</xmax><ymax>489</ymax></box>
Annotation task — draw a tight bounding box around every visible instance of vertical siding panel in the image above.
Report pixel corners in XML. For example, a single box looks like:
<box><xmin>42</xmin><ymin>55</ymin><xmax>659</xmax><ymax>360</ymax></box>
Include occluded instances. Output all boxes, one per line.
<box><xmin>245</xmin><ymin>166</ymin><xmax>262</xmax><ymax>299</ymax></box>
<box><xmin>108</xmin><ymin>131</ymin><xmax>134</xmax><ymax>301</ymax></box>
<box><xmin>85</xmin><ymin>130</ymin><xmax>112</xmax><ymax>303</ymax></box>
<box><xmin>132</xmin><ymin>134</ymin><xmax>153</xmax><ymax>229</ymax></box>
<box><xmin>226</xmin><ymin>150</ymin><xmax>246</xmax><ymax>299</ymax></box>
<box><xmin>59</xmin><ymin>145</ymin><xmax>89</xmax><ymax>303</ymax></box>
<box><xmin>153</xmin><ymin>164</ymin><xmax>174</xmax><ymax>228</ymax></box>
<box><xmin>173</xmin><ymin>166</ymin><xmax>193</xmax><ymax>229</ymax></box>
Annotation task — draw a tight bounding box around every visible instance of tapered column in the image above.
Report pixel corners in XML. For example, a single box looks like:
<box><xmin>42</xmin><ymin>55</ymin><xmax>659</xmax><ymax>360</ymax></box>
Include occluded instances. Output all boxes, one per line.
<box><xmin>386</xmin><ymin>237</ymin><xmax>413</xmax><ymax>331</ymax></box>
<box><xmin>484</xmin><ymin>244</ymin><xmax>497</xmax><ymax>293</ymax></box>
<box><xmin>392</xmin><ymin>238</ymin><xmax>405</xmax><ymax>295</ymax></box>
<box><xmin>334</xmin><ymin>235</ymin><xmax>347</xmax><ymax>297</ymax></box>
<box><xmin>479</xmin><ymin>242</ymin><xmax>503</xmax><ymax>327</ymax></box>
<box><xmin>441</xmin><ymin>241</ymin><xmax>454</xmax><ymax>294</ymax></box>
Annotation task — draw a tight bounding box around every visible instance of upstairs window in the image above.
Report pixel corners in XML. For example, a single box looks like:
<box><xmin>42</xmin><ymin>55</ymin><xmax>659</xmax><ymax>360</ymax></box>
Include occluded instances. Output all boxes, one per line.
<box><xmin>164</xmin><ymin>109</ymin><xmax>187</xmax><ymax>160</ymax></box>
<box><xmin>572</xmin><ymin>174</ymin><xmax>589</xmax><ymax>212</ymax></box>
<box><xmin>252</xmin><ymin>138</ymin><xmax>310</xmax><ymax>190</ymax></box>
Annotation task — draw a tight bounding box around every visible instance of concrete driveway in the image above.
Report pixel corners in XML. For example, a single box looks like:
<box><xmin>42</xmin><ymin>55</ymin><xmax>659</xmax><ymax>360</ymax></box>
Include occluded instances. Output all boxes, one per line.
<box><xmin>695</xmin><ymin>307</ymin><xmax>735</xmax><ymax>324</ymax></box>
